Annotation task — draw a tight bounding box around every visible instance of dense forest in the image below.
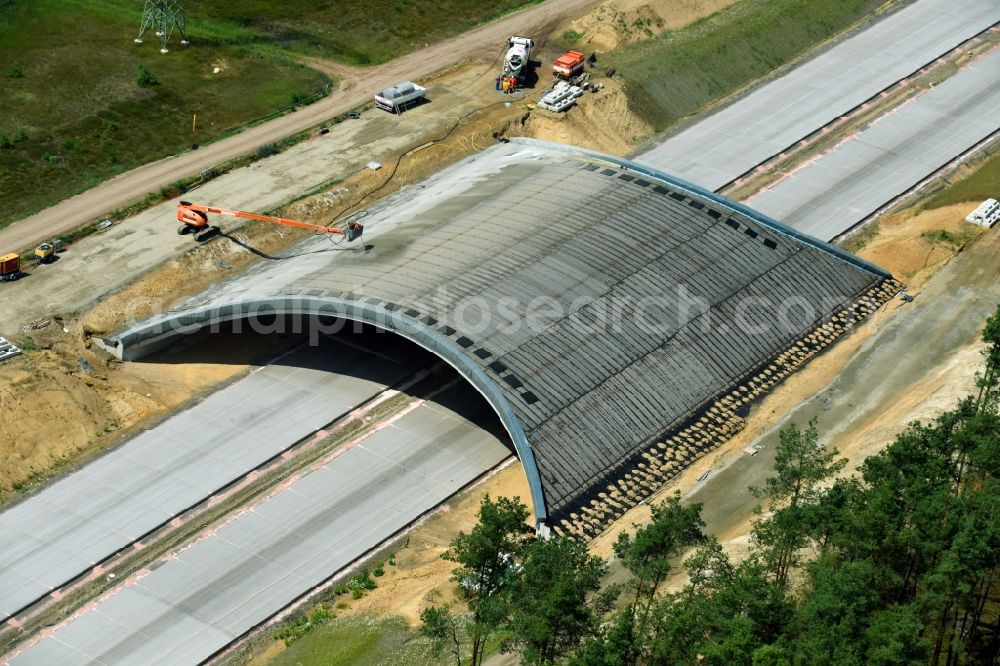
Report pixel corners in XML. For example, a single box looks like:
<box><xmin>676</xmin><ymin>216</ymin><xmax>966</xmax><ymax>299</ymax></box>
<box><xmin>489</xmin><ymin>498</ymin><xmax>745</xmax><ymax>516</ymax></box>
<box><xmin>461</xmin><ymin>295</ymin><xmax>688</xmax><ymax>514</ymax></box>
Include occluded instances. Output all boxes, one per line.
<box><xmin>422</xmin><ymin>304</ymin><xmax>1000</xmax><ymax>665</ymax></box>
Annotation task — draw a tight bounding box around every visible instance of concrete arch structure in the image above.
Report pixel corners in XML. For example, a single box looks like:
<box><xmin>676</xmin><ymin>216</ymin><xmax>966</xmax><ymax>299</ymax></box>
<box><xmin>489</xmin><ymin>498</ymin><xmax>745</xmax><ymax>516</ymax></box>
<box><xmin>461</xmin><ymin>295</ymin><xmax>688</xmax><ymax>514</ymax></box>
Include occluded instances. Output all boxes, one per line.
<box><xmin>106</xmin><ymin>140</ymin><xmax>899</xmax><ymax>533</ymax></box>
<box><xmin>107</xmin><ymin>295</ymin><xmax>551</xmax><ymax>523</ymax></box>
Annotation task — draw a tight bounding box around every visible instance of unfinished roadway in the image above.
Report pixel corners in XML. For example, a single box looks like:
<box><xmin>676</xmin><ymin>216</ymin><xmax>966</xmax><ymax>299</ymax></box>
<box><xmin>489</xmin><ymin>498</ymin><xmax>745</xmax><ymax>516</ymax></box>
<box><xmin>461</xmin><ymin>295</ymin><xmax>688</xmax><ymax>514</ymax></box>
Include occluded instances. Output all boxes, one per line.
<box><xmin>0</xmin><ymin>334</ymin><xmax>432</xmax><ymax>621</ymax></box>
<box><xmin>638</xmin><ymin>0</ymin><xmax>999</xmax><ymax>195</ymax></box>
<box><xmin>5</xmin><ymin>139</ymin><xmax>898</xmax><ymax>665</ymax></box>
<box><xmin>5</xmin><ymin>384</ymin><xmax>510</xmax><ymax>666</ymax></box>
<box><xmin>3</xmin><ymin>0</ymin><xmax>995</xmax><ymax>663</ymax></box>
<box><xmin>745</xmin><ymin>45</ymin><xmax>1000</xmax><ymax>238</ymax></box>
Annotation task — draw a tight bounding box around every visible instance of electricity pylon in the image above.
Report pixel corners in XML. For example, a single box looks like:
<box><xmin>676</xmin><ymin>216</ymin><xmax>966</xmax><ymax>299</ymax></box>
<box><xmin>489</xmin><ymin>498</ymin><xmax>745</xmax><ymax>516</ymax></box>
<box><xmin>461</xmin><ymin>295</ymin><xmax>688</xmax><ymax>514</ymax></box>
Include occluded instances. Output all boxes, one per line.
<box><xmin>135</xmin><ymin>0</ymin><xmax>189</xmax><ymax>54</ymax></box>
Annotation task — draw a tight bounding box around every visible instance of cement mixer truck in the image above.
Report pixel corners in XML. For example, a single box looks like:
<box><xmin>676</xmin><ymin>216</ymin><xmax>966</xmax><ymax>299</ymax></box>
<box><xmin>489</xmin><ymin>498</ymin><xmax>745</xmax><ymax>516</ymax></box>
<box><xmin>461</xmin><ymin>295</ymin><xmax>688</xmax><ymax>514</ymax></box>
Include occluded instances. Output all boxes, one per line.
<box><xmin>502</xmin><ymin>36</ymin><xmax>533</xmax><ymax>85</ymax></box>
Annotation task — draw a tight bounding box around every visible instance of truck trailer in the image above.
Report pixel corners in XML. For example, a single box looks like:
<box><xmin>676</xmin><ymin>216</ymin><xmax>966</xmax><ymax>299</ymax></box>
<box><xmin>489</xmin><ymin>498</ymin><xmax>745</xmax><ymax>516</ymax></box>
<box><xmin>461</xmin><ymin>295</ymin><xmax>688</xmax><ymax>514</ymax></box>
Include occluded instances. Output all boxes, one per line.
<box><xmin>374</xmin><ymin>81</ymin><xmax>427</xmax><ymax>113</ymax></box>
<box><xmin>0</xmin><ymin>253</ymin><xmax>22</xmax><ymax>282</ymax></box>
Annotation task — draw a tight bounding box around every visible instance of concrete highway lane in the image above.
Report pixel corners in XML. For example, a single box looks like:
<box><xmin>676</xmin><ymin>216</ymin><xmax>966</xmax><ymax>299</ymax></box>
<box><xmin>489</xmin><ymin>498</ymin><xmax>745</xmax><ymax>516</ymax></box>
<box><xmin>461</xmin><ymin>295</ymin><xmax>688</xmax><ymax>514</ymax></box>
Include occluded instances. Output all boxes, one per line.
<box><xmin>637</xmin><ymin>0</ymin><xmax>999</xmax><ymax>192</ymax></box>
<box><xmin>5</xmin><ymin>0</ymin><xmax>1000</xmax><ymax>661</ymax></box>
<box><xmin>0</xmin><ymin>332</ymin><xmax>425</xmax><ymax>619</ymax></box>
<box><xmin>746</xmin><ymin>48</ymin><xmax>1000</xmax><ymax>239</ymax></box>
<box><xmin>6</xmin><ymin>385</ymin><xmax>512</xmax><ymax>666</ymax></box>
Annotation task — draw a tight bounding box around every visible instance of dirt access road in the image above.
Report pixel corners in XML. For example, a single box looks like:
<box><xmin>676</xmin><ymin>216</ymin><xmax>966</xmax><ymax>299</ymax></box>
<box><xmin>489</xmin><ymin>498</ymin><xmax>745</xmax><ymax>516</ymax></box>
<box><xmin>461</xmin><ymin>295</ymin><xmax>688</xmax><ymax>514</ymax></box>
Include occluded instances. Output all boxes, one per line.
<box><xmin>0</xmin><ymin>62</ymin><xmax>520</xmax><ymax>337</ymax></box>
<box><xmin>0</xmin><ymin>0</ymin><xmax>602</xmax><ymax>253</ymax></box>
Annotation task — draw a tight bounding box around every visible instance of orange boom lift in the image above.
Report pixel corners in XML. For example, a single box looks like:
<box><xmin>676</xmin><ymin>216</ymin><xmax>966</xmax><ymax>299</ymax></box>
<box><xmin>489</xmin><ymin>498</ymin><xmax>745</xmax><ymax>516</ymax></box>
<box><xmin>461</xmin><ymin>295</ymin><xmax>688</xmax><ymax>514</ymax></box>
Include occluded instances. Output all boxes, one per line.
<box><xmin>176</xmin><ymin>201</ymin><xmax>364</xmax><ymax>242</ymax></box>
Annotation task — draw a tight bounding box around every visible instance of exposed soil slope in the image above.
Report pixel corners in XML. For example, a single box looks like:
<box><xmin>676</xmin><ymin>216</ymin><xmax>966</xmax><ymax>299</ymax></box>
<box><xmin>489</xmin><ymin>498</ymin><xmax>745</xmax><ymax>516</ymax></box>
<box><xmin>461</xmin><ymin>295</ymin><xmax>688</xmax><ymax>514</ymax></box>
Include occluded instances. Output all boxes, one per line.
<box><xmin>561</xmin><ymin>0</ymin><xmax>739</xmax><ymax>51</ymax></box>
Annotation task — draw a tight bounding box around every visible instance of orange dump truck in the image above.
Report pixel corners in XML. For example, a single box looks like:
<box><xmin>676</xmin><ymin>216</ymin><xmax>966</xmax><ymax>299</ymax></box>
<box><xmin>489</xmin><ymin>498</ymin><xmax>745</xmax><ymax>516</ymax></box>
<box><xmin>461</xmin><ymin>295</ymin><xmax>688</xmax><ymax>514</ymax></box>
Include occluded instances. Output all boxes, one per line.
<box><xmin>553</xmin><ymin>50</ymin><xmax>586</xmax><ymax>79</ymax></box>
<box><xmin>0</xmin><ymin>253</ymin><xmax>22</xmax><ymax>282</ymax></box>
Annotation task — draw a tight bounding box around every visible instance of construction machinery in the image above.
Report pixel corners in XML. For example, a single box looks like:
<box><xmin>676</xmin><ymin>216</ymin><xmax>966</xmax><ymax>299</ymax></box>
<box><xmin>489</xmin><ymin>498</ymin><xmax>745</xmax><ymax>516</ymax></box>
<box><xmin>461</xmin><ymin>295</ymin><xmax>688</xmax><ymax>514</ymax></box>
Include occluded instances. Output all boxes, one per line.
<box><xmin>553</xmin><ymin>50</ymin><xmax>586</xmax><ymax>79</ymax></box>
<box><xmin>374</xmin><ymin>81</ymin><xmax>427</xmax><ymax>113</ymax></box>
<box><xmin>34</xmin><ymin>239</ymin><xmax>62</xmax><ymax>264</ymax></box>
<box><xmin>0</xmin><ymin>253</ymin><xmax>22</xmax><ymax>282</ymax></box>
<box><xmin>502</xmin><ymin>36</ymin><xmax>533</xmax><ymax>85</ymax></box>
<box><xmin>176</xmin><ymin>201</ymin><xmax>364</xmax><ymax>242</ymax></box>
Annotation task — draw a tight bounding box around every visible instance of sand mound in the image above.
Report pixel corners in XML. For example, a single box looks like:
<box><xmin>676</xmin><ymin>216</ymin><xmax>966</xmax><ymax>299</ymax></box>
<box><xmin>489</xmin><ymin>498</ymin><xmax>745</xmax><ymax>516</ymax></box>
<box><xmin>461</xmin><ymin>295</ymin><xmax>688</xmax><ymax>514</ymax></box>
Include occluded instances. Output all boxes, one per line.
<box><xmin>564</xmin><ymin>0</ymin><xmax>739</xmax><ymax>52</ymax></box>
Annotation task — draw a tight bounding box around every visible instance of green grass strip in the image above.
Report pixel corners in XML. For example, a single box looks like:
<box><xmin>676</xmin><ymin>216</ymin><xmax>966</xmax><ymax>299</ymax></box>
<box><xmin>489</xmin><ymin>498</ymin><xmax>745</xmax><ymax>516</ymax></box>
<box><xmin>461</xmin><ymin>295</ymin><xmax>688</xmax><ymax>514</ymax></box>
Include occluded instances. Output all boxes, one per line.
<box><xmin>923</xmin><ymin>151</ymin><xmax>1000</xmax><ymax>210</ymax></box>
<box><xmin>607</xmin><ymin>0</ymin><xmax>889</xmax><ymax>130</ymax></box>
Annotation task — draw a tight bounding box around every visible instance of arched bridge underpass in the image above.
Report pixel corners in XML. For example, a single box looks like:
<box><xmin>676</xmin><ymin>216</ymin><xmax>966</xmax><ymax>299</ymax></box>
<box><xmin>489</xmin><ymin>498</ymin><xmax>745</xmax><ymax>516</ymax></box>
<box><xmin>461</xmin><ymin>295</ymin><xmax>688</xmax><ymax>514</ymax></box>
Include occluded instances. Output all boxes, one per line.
<box><xmin>104</xmin><ymin>139</ymin><xmax>900</xmax><ymax>536</ymax></box>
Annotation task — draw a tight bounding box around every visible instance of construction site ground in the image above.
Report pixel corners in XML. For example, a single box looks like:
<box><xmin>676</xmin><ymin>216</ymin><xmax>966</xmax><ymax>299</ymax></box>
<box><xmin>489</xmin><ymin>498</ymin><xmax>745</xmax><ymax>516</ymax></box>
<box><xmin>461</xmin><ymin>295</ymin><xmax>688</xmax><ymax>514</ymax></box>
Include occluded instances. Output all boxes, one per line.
<box><xmin>228</xmin><ymin>204</ymin><xmax>998</xmax><ymax>665</ymax></box>
<box><xmin>558</xmin><ymin>0</ymin><xmax>742</xmax><ymax>52</ymax></box>
<box><xmin>0</xmin><ymin>0</ymin><xmax>607</xmax><ymax>254</ymax></box>
<box><xmin>0</xmin><ymin>52</ymin><xmax>655</xmax><ymax>501</ymax></box>
<box><xmin>1</xmin><ymin>0</ymin><xmax>998</xmax><ymax>662</ymax></box>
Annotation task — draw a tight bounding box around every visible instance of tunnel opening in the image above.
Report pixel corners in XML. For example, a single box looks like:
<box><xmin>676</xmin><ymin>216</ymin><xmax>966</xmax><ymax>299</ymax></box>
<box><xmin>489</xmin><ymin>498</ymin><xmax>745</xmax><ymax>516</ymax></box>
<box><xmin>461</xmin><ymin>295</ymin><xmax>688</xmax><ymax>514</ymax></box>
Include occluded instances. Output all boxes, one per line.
<box><xmin>136</xmin><ymin>314</ymin><xmax>515</xmax><ymax>450</ymax></box>
<box><xmin>106</xmin><ymin>298</ymin><xmax>551</xmax><ymax>525</ymax></box>
<box><xmin>102</xmin><ymin>140</ymin><xmax>900</xmax><ymax>536</ymax></box>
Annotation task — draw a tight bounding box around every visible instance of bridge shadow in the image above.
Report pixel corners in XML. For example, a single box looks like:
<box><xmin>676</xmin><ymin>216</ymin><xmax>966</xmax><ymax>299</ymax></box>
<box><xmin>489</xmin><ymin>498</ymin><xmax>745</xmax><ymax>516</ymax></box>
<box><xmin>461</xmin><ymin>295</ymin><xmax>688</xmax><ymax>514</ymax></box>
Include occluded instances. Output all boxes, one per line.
<box><xmin>137</xmin><ymin>316</ymin><xmax>511</xmax><ymax>450</ymax></box>
<box><xmin>197</xmin><ymin>229</ymin><xmax>375</xmax><ymax>261</ymax></box>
